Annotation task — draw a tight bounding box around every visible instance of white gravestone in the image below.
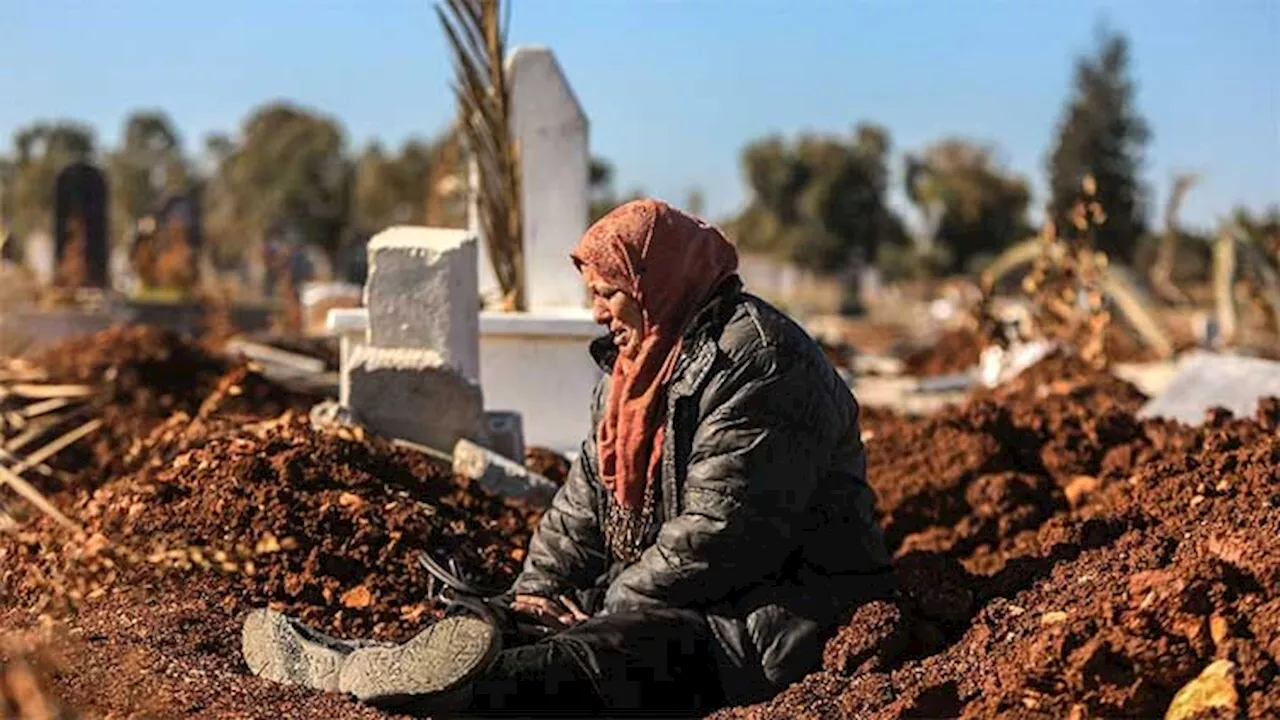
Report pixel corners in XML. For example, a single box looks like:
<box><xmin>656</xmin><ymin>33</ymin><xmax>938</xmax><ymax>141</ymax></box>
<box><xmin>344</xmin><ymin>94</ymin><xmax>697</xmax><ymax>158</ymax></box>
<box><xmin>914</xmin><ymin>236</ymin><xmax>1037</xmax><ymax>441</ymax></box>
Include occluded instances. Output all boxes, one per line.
<box><xmin>346</xmin><ymin>345</ymin><xmax>485</xmax><ymax>452</ymax></box>
<box><xmin>474</xmin><ymin>46</ymin><xmax>590</xmax><ymax>312</ymax></box>
<box><xmin>364</xmin><ymin>227</ymin><xmax>481</xmax><ymax>384</ymax></box>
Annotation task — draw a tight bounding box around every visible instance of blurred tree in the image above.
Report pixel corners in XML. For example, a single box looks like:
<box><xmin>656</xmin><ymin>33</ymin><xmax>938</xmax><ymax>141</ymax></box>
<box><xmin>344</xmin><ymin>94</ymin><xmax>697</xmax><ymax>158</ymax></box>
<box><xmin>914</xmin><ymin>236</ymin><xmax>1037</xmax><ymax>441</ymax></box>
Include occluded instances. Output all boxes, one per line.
<box><xmin>1047</xmin><ymin>26</ymin><xmax>1151</xmax><ymax>262</ymax></box>
<box><xmin>905</xmin><ymin>139</ymin><xmax>1032</xmax><ymax>273</ymax></box>
<box><xmin>351</xmin><ymin>138</ymin><xmax>439</xmax><ymax>233</ymax></box>
<box><xmin>6</xmin><ymin>121</ymin><xmax>96</xmax><ymax>238</ymax></box>
<box><xmin>203</xmin><ymin>102</ymin><xmax>351</xmax><ymax>263</ymax></box>
<box><xmin>107</xmin><ymin>110</ymin><xmax>190</xmax><ymax>246</ymax></box>
<box><xmin>423</xmin><ymin>126</ymin><xmax>467</xmax><ymax>228</ymax></box>
<box><xmin>1231</xmin><ymin>205</ymin><xmax>1280</xmax><ymax>250</ymax></box>
<box><xmin>685</xmin><ymin>187</ymin><xmax>706</xmax><ymax>217</ymax></box>
<box><xmin>587</xmin><ymin>156</ymin><xmax>644</xmax><ymax>223</ymax></box>
<box><xmin>728</xmin><ymin>123</ymin><xmax>905</xmax><ymax>274</ymax></box>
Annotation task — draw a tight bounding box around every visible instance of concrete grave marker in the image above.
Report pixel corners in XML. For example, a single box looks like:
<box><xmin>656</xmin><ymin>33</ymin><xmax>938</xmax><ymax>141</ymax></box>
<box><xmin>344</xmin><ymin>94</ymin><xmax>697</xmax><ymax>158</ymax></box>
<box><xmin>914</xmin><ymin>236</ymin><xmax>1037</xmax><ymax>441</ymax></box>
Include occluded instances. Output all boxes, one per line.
<box><xmin>346</xmin><ymin>345</ymin><xmax>485</xmax><ymax>451</ymax></box>
<box><xmin>54</xmin><ymin>162</ymin><xmax>110</xmax><ymax>288</ymax></box>
<box><xmin>483</xmin><ymin>410</ymin><xmax>524</xmax><ymax>463</ymax></box>
<box><xmin>474</xmin><ymin>46</ymin><xmax>590</xmax><ymax>312</ymax></box>
<box><xmin>1139</xmin><ymin>352</ymin><xmax>1280</xmax><ymax>425</ymax></box>
<box><xmin>364</xmin><ymin>227</ymin><xmax>481</xmax><ymax>384</ymax></box>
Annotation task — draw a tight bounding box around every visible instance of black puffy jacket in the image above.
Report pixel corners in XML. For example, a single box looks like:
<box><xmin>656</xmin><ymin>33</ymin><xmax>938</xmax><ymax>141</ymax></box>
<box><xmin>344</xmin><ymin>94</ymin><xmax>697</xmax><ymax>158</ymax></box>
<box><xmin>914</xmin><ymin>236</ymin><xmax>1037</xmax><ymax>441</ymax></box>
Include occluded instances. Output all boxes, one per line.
<box><xmin>510</xmin><ymin>277</ymin><xmax>893</xmax><ymax>705</ymax></box>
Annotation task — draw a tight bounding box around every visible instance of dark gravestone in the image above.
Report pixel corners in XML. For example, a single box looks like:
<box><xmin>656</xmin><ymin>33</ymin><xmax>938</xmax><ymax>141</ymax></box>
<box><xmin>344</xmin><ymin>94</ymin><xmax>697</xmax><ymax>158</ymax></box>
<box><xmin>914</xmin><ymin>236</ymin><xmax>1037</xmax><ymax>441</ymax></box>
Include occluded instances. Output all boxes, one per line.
<box><xmin>54</xmin><ymin>162</ymin><xmax>109</xmax><ymax>288</ymax></box>
<box><xmin>340</xmin><ymin>233</ymin><xmax>372</xmax><ymax>285</ymax></box>
<box><xmin>157</xmin><ymin>193</ymin><xmax>202</xmax><ymax>250</ymax></box>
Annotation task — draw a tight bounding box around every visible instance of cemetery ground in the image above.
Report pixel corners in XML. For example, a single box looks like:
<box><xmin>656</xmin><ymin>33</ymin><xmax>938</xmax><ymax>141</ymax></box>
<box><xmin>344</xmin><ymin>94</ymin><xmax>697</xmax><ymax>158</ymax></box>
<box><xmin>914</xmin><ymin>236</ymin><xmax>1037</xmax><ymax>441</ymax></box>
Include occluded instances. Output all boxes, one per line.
<box><xmin>0</xmin><ymin>326</ymin><xmax>1277</xmax><ymax>719</ymax></box>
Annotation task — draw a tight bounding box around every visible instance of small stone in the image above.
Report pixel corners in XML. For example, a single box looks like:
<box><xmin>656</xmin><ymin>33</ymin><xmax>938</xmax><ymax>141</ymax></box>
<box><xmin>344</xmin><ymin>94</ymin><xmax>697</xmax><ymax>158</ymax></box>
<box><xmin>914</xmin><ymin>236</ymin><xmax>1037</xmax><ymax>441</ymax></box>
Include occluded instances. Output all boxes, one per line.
<box><xmin>1065</xmin><ymin>475</ymin><xmax>1100</xmax><ymax>507</ymax></box>
<box><xmin>1164</xmin><ymin>659</ymin><xmax>1238</xmax><ymax>720</ymax></box>
<box><xmin>1210</xmin><ymin>615</ymin><xmax>1230</xmax><ymax>646</ymax></box>
<box><xmin>338</xmin><ymin>492</ymin><xmax>365</xmax><ymax>509</ymax></box>
<box><xmin>1041</xmin><ymin>611</ymin><xmax>1069</xmax><ymax>626</ymax></box>
<box><xmin>341</xmin><ymin>585</ymin><xmax>374</xmax><ymax>609</ymax></box>
<box><xmin>255</xmin><ymin>534</ymin><xmax>281</xmax><ymax>554</ymax></box>
<box><xmin>1190</xmin><ymin>495</ymin><xmax>1205</xmax><ymax>507</ymax></box>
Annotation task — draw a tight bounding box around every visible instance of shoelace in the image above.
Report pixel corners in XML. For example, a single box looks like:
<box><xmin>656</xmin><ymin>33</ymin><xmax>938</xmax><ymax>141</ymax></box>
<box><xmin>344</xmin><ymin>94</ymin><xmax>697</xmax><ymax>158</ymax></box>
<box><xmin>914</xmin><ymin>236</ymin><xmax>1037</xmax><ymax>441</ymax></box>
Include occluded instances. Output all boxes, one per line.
<box><xmin>417</xmin><ymin>551</ymin><xmax>558</xmax><ymax>640</ymax></box>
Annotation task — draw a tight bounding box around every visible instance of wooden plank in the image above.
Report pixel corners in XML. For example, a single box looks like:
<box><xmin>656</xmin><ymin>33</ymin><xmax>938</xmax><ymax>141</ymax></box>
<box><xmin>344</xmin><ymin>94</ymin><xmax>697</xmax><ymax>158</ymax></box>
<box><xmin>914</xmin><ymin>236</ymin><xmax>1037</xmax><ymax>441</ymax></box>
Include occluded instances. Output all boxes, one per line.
<box><xmin>4</xmin><ymin>383</ymin><xmax>96</xmax><ymax>400</ymax></box>
<box><xmin>10</xmin><ymin>418</ymin><xmax>103</xmax><ymax>475</ymax></box>
<box><xmin>0</xmin><ymin>463</ymin><xmax>82</xmax><ymax>533</ymax></box>
<box><xmin>3</xmin><ymin>409</ymin><xmax>81</xmax><ymax>453</ymax></box>
<box><xmin>21</xmin><ymin>396</ymin><xmax>78</xmax><ymax>419</ymax></box>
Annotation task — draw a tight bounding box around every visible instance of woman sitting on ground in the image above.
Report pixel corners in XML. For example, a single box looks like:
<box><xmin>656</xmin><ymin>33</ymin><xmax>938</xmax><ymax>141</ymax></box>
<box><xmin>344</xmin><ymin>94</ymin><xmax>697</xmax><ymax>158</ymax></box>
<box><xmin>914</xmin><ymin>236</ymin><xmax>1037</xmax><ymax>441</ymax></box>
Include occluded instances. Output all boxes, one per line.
<box><xmin>242</xmin><ymin>198</ymin><xmax>894</xmax><ymax>717</ymax></box>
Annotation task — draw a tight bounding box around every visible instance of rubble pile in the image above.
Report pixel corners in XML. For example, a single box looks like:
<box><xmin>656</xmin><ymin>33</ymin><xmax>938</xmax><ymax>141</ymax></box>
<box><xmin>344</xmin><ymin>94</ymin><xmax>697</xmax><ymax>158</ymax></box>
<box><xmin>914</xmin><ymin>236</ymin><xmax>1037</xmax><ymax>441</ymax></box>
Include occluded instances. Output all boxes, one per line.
<box><xmin>716</xmin><ymin>355</ymin><xmax>1280</xmax><ymax>719</ymax></box>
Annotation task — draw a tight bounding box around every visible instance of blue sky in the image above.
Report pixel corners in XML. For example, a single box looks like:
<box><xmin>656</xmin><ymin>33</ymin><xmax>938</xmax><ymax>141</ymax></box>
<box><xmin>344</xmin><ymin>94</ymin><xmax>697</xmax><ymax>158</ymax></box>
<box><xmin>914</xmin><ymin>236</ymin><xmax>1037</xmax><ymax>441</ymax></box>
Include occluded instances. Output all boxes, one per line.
<box><xmin>2</xmin><ymin>0</ymin><xmax>1277</xmax><ymax>232</ymax></box>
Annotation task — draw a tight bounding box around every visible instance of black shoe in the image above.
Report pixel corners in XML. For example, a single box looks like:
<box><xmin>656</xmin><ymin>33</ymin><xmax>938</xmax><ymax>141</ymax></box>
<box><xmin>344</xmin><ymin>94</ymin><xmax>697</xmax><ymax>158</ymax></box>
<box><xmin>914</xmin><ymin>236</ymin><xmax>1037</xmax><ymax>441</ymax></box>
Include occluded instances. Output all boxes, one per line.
<box><xmin>337</xmin><ymin>615</ymin><xmax>501</xmax><ymax>710</ymax></box>
<box><xmin>241</xmin><ymin>608</ymin><xmax>392</xmax><ymax>692</ymax></box>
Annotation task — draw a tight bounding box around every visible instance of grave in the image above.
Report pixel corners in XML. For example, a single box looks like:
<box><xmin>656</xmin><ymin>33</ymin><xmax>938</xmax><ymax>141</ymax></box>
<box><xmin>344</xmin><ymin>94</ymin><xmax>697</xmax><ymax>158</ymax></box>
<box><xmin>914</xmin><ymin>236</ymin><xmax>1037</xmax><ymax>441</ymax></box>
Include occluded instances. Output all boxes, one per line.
<box><xmin>341</xmin><ymin>227</ymin><xmax>485</xmax><ymax>451</ymax></box>
<box><xmin>1139</xmin><ymin>351</ymin><xmax>1280</xmax><ymax>425</ymax></box>
<box><xmin>329</xmin><ymin>45</ymin><xmax>603</xmax><ymax>457</ymax></box>
<box><xmin>364</xmin><ymin>227</ymin><xmax>480</xmax><ymax>381</ymax></box>
<box><xmin>53</xmin><ymin>162</ymin><xmax>110</xmax><ymax>289</ymax></box>
<box><xmin>470</xmin><ymin>46</ymin><xmax>601</xmax><ymax>455</ymax></box>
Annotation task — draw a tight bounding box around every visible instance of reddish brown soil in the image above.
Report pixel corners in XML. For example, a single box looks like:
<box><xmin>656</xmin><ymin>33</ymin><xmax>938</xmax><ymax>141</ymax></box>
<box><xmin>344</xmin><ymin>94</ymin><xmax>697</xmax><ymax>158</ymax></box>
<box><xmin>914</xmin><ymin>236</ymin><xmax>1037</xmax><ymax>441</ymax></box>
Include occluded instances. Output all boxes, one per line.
<box><xmin>5</xmin><ymin>329</ymin><xmax>1278</xmax><ymax>719</ymax></box>
<box><xmin>525</xmin><ymin>447</ymin><xmax>571</xmax><ymax>485</ymax></box>
<box><xmin>902</xmin><ymin>327</ymin><xmax>985</xmax><ymax>377</ymax></box>
<box><xmin>714</xmin><ymin>357</ymin><xmax>1280</xmax><ymax>719</ymax></box>
<box><xmin>2</xmin><ymin>327</ymin><xmax>548</xmax><ymax>718</ymax></box>
<box><xmin>3</xmin><ymin>413</ymin><xmax>540</xmax><ymax>641</ymax></box>
<box><xmin>903</xmin><ymin>324</ymin><xmax>1167</xmax><ymax>377</ymax></box>
<box><xmin>26</xmin><ymin>325</ymin><xmax>318</xmax><ymax>485</ymax></box>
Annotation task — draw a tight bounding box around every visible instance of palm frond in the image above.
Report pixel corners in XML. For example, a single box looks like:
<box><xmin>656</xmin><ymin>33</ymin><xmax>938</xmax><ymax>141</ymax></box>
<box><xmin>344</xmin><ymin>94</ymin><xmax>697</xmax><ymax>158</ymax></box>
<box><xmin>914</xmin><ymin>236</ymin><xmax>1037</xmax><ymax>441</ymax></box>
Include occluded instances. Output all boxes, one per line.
<box><xmin>437</xmin><ymin>0</ymin><xmax>525</xmax><ymax>310</ymax></box>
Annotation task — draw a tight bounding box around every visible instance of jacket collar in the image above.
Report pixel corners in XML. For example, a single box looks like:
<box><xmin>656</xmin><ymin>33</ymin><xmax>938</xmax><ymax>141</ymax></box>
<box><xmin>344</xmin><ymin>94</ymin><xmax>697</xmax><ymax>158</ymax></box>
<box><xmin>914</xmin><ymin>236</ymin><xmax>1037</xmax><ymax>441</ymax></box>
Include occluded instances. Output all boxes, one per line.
<box><xmin>588</xmin><ymin>274</ymin><xmax>743</xmax><ymax>375</ymax></box>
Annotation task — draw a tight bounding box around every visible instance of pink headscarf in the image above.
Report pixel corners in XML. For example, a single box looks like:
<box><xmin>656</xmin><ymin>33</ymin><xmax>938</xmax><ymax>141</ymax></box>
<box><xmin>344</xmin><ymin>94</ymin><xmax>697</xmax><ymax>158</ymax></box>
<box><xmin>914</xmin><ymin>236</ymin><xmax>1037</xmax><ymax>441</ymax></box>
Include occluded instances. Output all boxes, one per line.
<box><xmin>570</xmin><ymin>199</ymin><xmax>739</xmax><ymax>510</ymax></box>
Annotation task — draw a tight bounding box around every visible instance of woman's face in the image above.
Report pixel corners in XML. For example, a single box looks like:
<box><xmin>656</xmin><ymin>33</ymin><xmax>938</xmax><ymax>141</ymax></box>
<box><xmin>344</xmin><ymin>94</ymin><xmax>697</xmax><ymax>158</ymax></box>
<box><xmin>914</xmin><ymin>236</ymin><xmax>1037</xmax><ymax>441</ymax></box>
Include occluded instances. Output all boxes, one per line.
<box><xmin>582</xmin><ymin>265</ymin><xmax>644</xmax><ymax>359</ymax></box>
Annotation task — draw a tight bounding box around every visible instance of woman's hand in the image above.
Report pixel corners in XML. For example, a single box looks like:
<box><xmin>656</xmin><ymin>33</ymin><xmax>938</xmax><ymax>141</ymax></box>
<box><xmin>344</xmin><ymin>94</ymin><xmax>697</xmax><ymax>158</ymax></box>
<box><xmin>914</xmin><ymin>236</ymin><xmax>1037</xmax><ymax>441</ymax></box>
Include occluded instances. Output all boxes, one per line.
<box><xmin>511</xmin><ymin>594</ymin><xmax>590</xmax><ymax>629</ymax></box>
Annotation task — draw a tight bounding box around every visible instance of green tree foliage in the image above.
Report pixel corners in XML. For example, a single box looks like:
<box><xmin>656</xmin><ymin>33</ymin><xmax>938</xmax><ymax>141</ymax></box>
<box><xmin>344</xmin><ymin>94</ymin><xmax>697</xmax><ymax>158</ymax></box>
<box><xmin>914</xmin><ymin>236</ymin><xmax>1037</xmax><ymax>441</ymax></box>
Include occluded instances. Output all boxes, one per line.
<box><xmin>351</xmin><ymin>139</ymin><xmax>435</xmax><ymax>233</ymax></box>
<box><xmin>5</xmin><ymin>121</ymin><xmax>96</xmax><ymax>238</ymax></box>
<box><xmin>107</xmin><ymin>110</ymin><xmax>190</xmax><ymax>244</ymax></box>
<box><xmin>905</xmin><ymin>139</ymin><xmax>1032</xmax><ymax>273</ymax></box>
<box><xmin>728</xmin><ymin>123</ymin><xmax>906</xmax><ymax>274</ymax></box>
<box><xmin>203</xmin><ymin>102</ymin><xmax>351</xmax><ymax>261</ymax></box>
<box><xmin>1047</xmin><ymin>27</ymin><xmax>1151</xmax><ymax>262</ymax></box>
<box><xmin>588</xmin><ymin>156</ymin><xmax>644</xmax><ymax>223</ymax></box>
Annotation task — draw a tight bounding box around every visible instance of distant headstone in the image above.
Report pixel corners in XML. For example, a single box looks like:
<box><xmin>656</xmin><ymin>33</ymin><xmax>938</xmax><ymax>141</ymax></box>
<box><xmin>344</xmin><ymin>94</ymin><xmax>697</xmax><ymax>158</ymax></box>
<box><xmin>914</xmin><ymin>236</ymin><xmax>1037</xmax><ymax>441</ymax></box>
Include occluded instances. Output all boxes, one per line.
<box><xmin>1138</xmin><ymin>352</ymin><xmax>1280</xmax><ymax>425</ymax></box>
<box><xmin>157</xmin><ymin>193</ymin><xmax>203</xmax><ymax>250</ymax></box>
<box><xmin>23</xmin><ymin>232</ymin><xmax>56</xmax><ymax>284</ymax></box>
<box><xmin>484</xmin><ymin>410</ymin><xmax>525</xmax><ymax>463</ymax></box>
<box><xmin>339</xmin><ymin>233</ymin><xmax>372</xmax><ymax>285</ymax></box>
<box><xmin>54</xmin><ymin>162</ymin><xmax>109</xmax><ymax>288</ymax></box>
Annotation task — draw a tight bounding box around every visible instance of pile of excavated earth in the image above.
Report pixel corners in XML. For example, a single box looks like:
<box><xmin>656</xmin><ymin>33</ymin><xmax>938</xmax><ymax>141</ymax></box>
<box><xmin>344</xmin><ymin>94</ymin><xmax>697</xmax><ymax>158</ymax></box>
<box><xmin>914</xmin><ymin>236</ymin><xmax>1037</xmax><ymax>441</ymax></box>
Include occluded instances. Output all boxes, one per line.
<box><xmin>2</xmin><ymin>327</ymin><xmax>1277</xmax><ymax>719</ymax></box>
<box><xmin>903</xmin><ymin>323</ymin><xmax>1162</xmax><ymax>378</ymax></box>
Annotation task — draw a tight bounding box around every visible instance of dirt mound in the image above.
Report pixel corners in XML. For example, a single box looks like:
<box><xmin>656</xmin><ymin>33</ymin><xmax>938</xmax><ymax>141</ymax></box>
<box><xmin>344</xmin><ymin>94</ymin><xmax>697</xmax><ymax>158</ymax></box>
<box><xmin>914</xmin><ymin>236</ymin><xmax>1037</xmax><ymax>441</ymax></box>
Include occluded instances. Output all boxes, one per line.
<box><xmin>902</xmin><ymin>327</ymin><xmax>985</xmax><ymax>377</ymax></box>
<box><xmin>3</xmin><ymin>412</ymin><xmax>540</xmax><ymax>643</ymax></box>
<box><xmin>16</xmin><ymin>325</ymin><xmax>318</xmax><ymax>483</ymax></box>
<box><xmin>714</xmin><ymin>357</ymin><xmax>1280</xmax><ymax>719</ymax></box>
<box><xmin>5</xmin><ymin>336</ymin><xmax>1277</xmax><ymax>718</ymax></box>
